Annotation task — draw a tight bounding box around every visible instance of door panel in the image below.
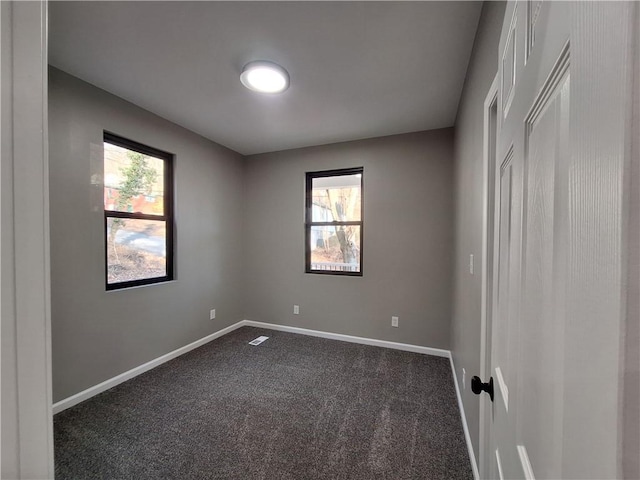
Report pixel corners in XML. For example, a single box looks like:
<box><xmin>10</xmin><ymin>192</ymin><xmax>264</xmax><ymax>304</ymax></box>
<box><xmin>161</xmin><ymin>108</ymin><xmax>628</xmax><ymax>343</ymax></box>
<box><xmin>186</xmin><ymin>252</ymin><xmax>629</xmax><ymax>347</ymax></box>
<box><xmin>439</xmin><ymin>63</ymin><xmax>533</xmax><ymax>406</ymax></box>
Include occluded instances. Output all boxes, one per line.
<box><xmin>520</xmin><ymin>64</ymin><xmax>569</xmax><ymax>480</ymax></box>
<box><xmin>495</xmin><ymin>149</ymin><xmax>516</xmax><ymax>415</ymax></box>
<box><xmin>486</xmin><ymin>1</ymin><xmax>634</xmax><ymax>479</ymax></box>
<box><xmin>491</xmin><ymin>140</ymin><xmax>525</xmax><ymax>480</ymax></box>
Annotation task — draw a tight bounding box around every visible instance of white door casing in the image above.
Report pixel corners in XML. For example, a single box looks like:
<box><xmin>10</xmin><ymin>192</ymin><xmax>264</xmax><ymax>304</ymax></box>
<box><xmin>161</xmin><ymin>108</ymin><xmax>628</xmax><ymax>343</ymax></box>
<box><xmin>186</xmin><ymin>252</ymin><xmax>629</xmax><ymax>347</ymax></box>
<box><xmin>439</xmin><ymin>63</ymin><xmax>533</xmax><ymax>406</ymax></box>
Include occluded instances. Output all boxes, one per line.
<box><xmin>479</xmin><ymin>73</ymin><xmax>499</xmax><ymax>480</ymax></box>
<box><xmin>1</xmin><ymin>1</ymin><xmax>54</xmax><ymax>478</ymax></box>
<box><xmin>485</xmin><ymin>1</ymin><xmax>636</xmax><ymax>479</ymax></box>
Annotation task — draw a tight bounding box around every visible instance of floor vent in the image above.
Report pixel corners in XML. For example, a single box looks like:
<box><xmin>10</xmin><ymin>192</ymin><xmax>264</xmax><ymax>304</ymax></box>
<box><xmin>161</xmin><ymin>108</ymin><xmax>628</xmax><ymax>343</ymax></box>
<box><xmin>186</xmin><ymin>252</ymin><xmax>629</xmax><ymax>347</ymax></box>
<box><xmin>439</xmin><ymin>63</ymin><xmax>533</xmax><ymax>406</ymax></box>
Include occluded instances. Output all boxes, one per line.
<box><xmin>248</xmin><ymin>336</ymin><xmax>269</xmax><ymax>346</ymax></box>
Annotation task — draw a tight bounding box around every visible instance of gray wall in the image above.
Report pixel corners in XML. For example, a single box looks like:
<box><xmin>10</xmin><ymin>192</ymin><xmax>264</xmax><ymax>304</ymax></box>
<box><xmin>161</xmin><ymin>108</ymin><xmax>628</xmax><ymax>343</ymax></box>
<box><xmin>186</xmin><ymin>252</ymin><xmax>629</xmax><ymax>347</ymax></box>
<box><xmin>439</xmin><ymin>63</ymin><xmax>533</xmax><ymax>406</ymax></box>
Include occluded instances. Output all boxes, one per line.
<box><xmin>243</xmin><ymin>130</ymin><xmax>454</xmax><ymax>348</ymax></box>
<box><xmin>49</xmin><ymin>68</ymin><xmax>245</xmax><ymax>402</ymax></box>
<box><xmin>450</xmin><ymin>1</ymin><xmax>505</xmax><ymax>466</ymax></box>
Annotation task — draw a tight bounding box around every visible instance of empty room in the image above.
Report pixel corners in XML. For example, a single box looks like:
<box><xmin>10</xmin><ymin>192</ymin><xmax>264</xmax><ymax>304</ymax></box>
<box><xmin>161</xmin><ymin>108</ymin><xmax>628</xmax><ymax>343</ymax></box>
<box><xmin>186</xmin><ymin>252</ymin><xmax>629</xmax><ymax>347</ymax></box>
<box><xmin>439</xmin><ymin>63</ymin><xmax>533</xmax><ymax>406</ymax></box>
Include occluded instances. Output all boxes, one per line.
<box><xmin>1</xmin><ymin>1</ymin><xmax>639</xmax><ymax>479</ymax></box>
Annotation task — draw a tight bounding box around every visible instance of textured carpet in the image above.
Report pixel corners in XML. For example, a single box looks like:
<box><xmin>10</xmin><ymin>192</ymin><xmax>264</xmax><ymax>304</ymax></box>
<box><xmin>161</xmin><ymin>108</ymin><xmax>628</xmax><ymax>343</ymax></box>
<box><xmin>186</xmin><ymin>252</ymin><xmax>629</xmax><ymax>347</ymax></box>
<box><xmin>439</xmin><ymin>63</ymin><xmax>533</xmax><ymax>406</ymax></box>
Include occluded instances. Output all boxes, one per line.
<box><xmin>54</xmin><ymin>326</ymin><xmax>473</xmax><ymax>479</ymax></box>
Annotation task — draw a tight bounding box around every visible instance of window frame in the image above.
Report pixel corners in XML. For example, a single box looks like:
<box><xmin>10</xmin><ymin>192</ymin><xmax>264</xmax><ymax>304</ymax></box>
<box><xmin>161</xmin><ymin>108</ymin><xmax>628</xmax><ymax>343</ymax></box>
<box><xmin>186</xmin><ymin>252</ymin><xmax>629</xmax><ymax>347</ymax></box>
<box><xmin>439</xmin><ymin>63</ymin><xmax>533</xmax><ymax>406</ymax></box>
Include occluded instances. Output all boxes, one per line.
<box><xmin>305</xmin><ymin>167</ymin><xmax>364</xmax><ymax>276</ymax></box>
<box><xmin>103</xmin><ymin>132</ymin><xmax>174</xmax><ymax>290</ymax></box>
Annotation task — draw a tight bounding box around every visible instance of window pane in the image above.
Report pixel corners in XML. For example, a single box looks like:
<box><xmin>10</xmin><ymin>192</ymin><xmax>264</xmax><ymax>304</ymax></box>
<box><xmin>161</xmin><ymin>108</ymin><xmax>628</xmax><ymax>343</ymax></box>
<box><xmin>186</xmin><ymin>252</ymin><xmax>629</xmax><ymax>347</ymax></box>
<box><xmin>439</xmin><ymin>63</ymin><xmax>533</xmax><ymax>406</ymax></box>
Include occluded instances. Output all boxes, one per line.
<box><xmin>311</xmin><ymin>174</ymin><xmax>361</xmax><ymax>222</ymax></box>
<box><xmin>309</xmin><ymin>225</ymin><xmax>360</xmax><ymax>273</ymax></box>
<box><xmin>106</xmin><ymin>217</ymin><xmax>167</xmax><ymax>284</ymax></box>
<box><xmin>104</xmin><ymin>142</ymin><xmax>165</xmax><ymax>215</ymax></box>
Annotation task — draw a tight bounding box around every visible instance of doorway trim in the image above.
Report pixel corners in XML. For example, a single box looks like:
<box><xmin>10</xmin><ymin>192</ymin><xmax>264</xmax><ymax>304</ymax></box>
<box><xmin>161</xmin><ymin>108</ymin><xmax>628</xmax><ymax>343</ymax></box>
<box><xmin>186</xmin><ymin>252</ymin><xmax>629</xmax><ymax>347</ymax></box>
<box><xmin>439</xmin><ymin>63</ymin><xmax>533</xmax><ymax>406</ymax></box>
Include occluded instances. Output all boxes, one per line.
<box><xmin>479</xmin><ymin>72</ymin><xmax>499</xmax><ymax>480</ymax></box>
<box><xmin>1</xmin><ymin>1</ymin><xmax>54</xmax><ymax>478</ymax></box>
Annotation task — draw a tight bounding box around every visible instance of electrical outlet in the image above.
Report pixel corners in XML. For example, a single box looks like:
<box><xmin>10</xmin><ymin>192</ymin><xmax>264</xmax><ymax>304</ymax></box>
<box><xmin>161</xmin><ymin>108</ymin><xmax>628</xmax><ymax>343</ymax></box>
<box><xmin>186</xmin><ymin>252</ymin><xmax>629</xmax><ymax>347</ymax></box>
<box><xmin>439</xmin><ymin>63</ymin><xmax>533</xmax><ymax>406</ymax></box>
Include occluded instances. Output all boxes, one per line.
<box><xmin>462</xmin><ymin>368</ymin><xmax>466</xmax><ymax>389</ymax></box>
<box><xmin>391</xmin><ymin>316</ymin><xmax>399</xmax><ymax>327</ymax></box>
<box><xmin>293</xmin><ymin>305</ymin><xmax>299</xmax><ymax>315</ymax></box>
<box><xmin>469</xmin><ymin>254</ymin><xmax>474</xmax><ymax>275</ymax></box>
<box><xmin>210</xmin><ymin>309</ymin><xmax>216</xmax><ymax>320</ymax></box>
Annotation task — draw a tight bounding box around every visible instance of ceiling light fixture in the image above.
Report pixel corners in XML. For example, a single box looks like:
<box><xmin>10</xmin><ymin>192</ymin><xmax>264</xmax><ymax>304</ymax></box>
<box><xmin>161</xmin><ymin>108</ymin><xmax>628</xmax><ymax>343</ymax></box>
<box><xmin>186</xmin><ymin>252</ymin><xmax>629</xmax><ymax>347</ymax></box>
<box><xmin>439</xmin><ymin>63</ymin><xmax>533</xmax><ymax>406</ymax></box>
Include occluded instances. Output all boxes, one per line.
<box><xmin>240</xmin><ymin>61</ymin><xmax>289</xmax><ymax>94</ymax></box>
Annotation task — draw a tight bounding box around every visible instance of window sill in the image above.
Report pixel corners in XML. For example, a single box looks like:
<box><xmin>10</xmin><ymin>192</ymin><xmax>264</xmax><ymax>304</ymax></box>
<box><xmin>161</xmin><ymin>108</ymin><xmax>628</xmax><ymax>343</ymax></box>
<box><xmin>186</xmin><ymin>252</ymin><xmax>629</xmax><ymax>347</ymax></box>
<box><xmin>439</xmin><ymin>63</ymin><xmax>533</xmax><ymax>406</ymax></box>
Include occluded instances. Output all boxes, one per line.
<box><xmin>106</xmin><ymin>279</ymin><xmax>176</xmax><ymax>292</ymax></box>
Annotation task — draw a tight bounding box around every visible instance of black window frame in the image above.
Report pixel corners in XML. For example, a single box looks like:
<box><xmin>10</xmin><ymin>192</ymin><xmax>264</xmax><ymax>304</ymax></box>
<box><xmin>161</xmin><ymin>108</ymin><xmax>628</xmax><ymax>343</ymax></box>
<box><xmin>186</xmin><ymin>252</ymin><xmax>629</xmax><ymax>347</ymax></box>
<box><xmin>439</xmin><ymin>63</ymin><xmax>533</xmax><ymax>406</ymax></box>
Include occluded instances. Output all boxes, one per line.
<box><xmin>305</xmin><ymin>167</ymin><xmax>364</xmax><ymax>276</ymax></box>
<box><xmin>104</xmin><ymin>132</ymin><xmax>174</xmax><ymax>290</ymax></box>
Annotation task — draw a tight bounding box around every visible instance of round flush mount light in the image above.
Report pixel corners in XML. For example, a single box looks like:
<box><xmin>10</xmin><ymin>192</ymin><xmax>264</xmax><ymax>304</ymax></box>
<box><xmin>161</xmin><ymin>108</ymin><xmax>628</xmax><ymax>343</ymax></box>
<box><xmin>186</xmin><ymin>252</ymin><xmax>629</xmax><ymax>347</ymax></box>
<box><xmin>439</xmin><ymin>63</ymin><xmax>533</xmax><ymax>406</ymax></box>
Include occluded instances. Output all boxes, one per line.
<box><xmin>240</xmin><ymin>61</ymin><xmax>290</xmax><ymax>94</ymax></box>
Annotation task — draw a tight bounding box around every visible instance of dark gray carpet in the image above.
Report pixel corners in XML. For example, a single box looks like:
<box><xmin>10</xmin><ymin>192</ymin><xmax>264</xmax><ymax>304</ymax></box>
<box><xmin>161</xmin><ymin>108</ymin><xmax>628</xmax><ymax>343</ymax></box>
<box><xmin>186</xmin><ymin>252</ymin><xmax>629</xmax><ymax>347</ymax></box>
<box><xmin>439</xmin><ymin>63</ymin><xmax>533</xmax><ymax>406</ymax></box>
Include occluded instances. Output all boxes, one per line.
<box><xmin>54</xmin><ymin>326</ymin><xmax>473</xmax><ymax>479</ymax></box>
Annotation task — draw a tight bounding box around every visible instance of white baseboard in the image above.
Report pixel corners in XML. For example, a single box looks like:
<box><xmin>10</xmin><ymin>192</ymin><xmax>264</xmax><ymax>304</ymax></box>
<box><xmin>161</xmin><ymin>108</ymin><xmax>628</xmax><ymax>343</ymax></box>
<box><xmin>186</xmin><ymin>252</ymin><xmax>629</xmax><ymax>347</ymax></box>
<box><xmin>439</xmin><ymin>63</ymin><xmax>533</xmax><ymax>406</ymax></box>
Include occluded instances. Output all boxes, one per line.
<box><xmin>242</xmin><ymin>319</ymin><xmax>450</xmax><ymax>357</ymax></box>
<box><xmin>261</xmin><ymin>318</ymin><xmax>476</xmax><ymax>479</ymax></box>
<box><xmin>450</xmin><ymin>355</ymin><xmax>480</xmax><ymax>480</ymax></box>
<box><xmin>53</xmin><ymin>319</ymin><xmax>453</xmax><ymax>417</ymax></box>
<box><xmin>54</xmin><ymin>319</ymin><xmax>476</xmax><ymax>477</ymax></box>
<box><xmin>52</xmin><ymin>321</ymin><xmax>246</xmax><ymax>414</ymax></box>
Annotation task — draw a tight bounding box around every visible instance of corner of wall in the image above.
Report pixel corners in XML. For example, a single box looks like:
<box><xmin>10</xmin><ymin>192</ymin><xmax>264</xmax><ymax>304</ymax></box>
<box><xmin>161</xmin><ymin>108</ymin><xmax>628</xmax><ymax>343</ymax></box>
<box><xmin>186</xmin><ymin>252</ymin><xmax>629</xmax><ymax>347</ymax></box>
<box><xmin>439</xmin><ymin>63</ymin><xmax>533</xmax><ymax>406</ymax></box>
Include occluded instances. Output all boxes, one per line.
<box><xmin>450</xmin><ymin>0</ymin><xmax>506</xmax><ymax>472</ymax></box>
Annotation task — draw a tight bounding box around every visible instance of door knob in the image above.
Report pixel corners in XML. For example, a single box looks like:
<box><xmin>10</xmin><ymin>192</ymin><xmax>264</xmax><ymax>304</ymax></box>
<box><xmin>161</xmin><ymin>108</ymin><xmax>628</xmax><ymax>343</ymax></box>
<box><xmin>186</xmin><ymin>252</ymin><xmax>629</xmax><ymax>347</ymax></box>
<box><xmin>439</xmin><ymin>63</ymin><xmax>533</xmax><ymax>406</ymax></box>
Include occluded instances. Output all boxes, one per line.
<box><xmin>471</xmin><ymin>375</ymin><xmax>494</xmax><ymax>402</ymax></box>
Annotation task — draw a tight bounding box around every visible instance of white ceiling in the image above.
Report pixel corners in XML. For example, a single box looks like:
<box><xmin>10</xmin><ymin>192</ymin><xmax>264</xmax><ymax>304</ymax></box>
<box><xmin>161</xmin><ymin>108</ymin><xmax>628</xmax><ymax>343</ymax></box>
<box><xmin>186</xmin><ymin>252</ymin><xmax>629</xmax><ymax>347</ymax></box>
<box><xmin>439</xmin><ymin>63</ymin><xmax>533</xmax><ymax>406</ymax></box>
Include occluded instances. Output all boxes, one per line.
<box><xmin>49</xmin><ymin>1</ymin><xmax>482</xmax><ymax>155</ymax></box>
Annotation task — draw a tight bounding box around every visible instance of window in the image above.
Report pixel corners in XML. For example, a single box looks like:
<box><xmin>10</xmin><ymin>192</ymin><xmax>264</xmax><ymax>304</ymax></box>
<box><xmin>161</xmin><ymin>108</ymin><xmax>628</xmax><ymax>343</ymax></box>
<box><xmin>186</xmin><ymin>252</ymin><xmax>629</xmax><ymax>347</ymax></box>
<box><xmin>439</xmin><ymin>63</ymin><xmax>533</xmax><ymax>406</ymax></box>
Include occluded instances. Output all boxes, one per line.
<box><xmin>305</xmin><ymin>167</ymin><xmax>363</xmax><ymax>275</ymax></box>
<box><xmin>104</xmin><ymin>132</ymin><xmax>173</xmax><ymax>289</ymax></box>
